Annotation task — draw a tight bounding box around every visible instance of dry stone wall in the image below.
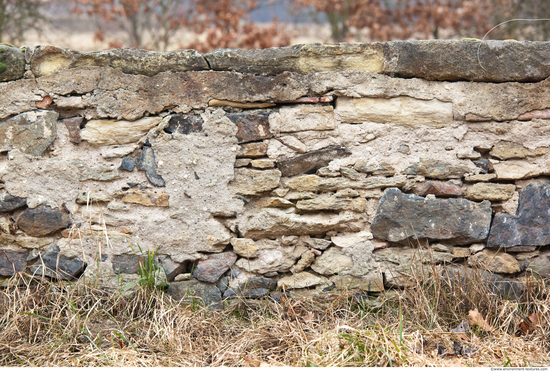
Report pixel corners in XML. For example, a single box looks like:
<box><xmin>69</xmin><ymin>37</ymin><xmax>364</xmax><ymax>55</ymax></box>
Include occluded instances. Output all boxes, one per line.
<box><xmin>0</xmin><ymin>41</ymin><xmax>550</xmax><ymax>307</ymax></box>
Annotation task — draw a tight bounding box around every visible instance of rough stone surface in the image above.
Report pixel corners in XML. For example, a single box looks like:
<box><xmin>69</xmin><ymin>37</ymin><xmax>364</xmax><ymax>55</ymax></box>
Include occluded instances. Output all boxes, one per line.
<box><xmin>112</xmin><ymin>255</ymin><xmax>140</xmax><ymax>274</ymax></box>
<box><xmin>372</xmin><ymin>188</ymin><xmax>492</xmax><ymax>244</ymax></box>
<box><xmin>73</xmin><ymin>160</ymin><xmax>121</xmax><ymax>182</ymax></box>
<box><xmin>122</xmin><ymin>190</ymin><xmax>169</xmax><ymax>207</ymax></box>
<box><xmin>0</xmin><ymin>249</ymin><xmax>28</xmax><ymax>276</ymax></box>
<box><xmin>0</xmin><ymin>110</ymin><xmax>57</xmax><ymax>156</ymax></box>
<box><xmin>492</xmin><ymin>161</ymin><xmax>543</xmax><ymax>180</ymax></box>
<box><xmin>136</xmin><ymin>146</ymin><xmax>166</xmax><ymax>187</ymax></box>
<box><xmin>31</xmin><ymin>245</ymin><xmax>85</xmax><ymax>280</ymax></box>
<box><xmin>226</xmin><ymin>112</ymin><xmax>271</xmax><ymax>143</ymax></box>
<box><xmin>292</xmin><ymin>251</ymin><xmax>316</xmax><ymax>273</ymax></box>
<box><xmin>192</xmin><ymin>252</ymin><xmax>237</xmax><ymax>283</ymax></box>
<box><xmin>269</xmin><ymin>105</ymin><xmax>335</xmax><ymax>133</ymax></box>
<box><xmin>527</xmin><ymin>250</ymin><xmax>550</xmax><ymax>278</ymax></box>
<box><xmin>488</xmin><ymin>182</ymin><xmax>550</xmax><ymax>247</ymax></box>
<box><xmin>237</xmin><ymin>208</ymin><xmax>359</xmax><ymax>239</ymax></box>
<box><xmin>414</xmin><ymin>181</ymin><xmax>463</xmax><ymax>197</ymax></box>
<box><xmin>164</xmin><ymin>114</ymin><xmax>203</xmax><ymax>135</ymax></box>
<box><xmin>468</xmin><ymin>250</ymin><xmax>520</xmax><ymax>274</ymax></box>
<box><xmin>405</xmin><ymin>158</ymin><xmax>471</xmax><ymax>180</ymax></box>
<box><xmin>234</xmin><ymin>239</ymin><xmax>307</xmax><ymax>274</ymax></box>
<box><xmin>230</xmin><ymin>238</ymin><xmax>260</xmax><ymax>258</ymax></box>
<box><xmin>224</xmin><ymin>287</ymin><xmax>269</xmax><ymax>299</ymax></box>
<box><xmin>30</xmin><ymin>46</ymin><xmax>208</xmax><ymax>77</ymax></box>
<box><xmin>337</xmin><ymin>96</ymin><xmax>453</xmax><ymax>128</ymax></box>
<box><xmin>277</xmin><ymin>145</ymin><xmax>351</xmax><ymax>177</ymax></box>
<box><xmin>331</xmin><ymin>273</ymin><xmax>384</xmax><ymax>292</ymax></box>
<box><xmin>230</xmin><ymin>168</ymin><xmax>281</xmax><ymax>195</ymax></box>
<box><xmin>158</xmin><ymin>255</ymin><xmax>186</xmax><ymax>281</ymax></box>
<box><xmin>296</xmin><ymin>195</ymin><xmax>366</xmax><ymax>212</ymax></box>
<box><xmin>284</xmin><ymin>175</ymin><xmax>406</xmax><ymax>192</ymax></box>
<box><xmin>0</xmin><ymin>45</ymin><xmax>25</xmax><ymax>82</ymax></box>
<box><xmin>17</xmin><ymin>205</ymin><xmax>71</xmax><ymax>237</ymax></box>
<box><xmin>205</xmin><ymin>43</ymin><xmax>385</xmax><ymax>75</ymax></box>
<box><xmin>465</xmin><ymin>183</ymin><xmax>516</xmax><ymax>201</ymax></box>
<box><xmin>311</xmin><ymin>247</ymin><xmax>353</xmax><ymax>275</ymax></box>
<box><xmin>75</xmin><ymin>190</ymin><xmax>113</xmax><ymax>204</ymax></box>
<box><xmin>0</xmin><ymin>190</ymin><xmax>26</xmax><ymax>212</ymax></box>
<box><xmin>236</xmin><ymin>142</ymin><xmax>268</xmax><ymax>158</ymax></box>
<box><xmin>277</xmin><ymin>271</ymin><xmax>330</xmax><ymax>289</ymax></box>
<box><xmin>119</xmin><ymin>157</ymin><xmax>135</xmax><ymax>171</ymax></box>
<box><xmin>62</xmin><ymin>117</ymin><xmax>83</xmax><ymax>144</ymax></box>
<box><xmin>167</xmin><ymin>279</ymin><xmax>222</xmax><ymax>309</ymax></box>
<box><xmin>80</xmin><ymin>117</ymin><xmax>162</xmax><ymax>145</ymax></box>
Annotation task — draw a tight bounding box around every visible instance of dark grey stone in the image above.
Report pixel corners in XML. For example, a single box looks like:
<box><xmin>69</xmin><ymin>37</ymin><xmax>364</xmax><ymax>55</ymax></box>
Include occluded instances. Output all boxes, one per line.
<box><xmin>488</xmin><ymin>182</ymin><xmax>550</xmax><ymax>248</ymax></box>
<box><xmin>443</xmin><ymin>266</ymin><xmax>524</xmax><ymax>301</ymax></box>
<box><xmin>473</xmin><ymin>159</ymin><xmax>493</xmax><ymax>174</ymax></box>
<box><xmin>216</xmin><ymin>276</ymin><xmax>229</xmax><ymax>293</ymax></box>
<box><xmin>119</xmin><ymin>157</ymin><xmax>135</xmax><ymax>171</ymax></box>
<box><xmin>223</xmin><ymin>287</ymin><xmax>269</xmax><ymax>299</ymax></box>
<box><xmin>30</xmin><ymin>245</ymin><xmax>86</xmax><ymax>280</ymax></box>
<box><xmin>136</xmin><ymin>146</ymin><xmax>165</xmax><ymax>187</ymax></box>
<box><xmin>226</xmin><ymin>112</ymin><xmax>271</xmax><ymax>143</ymax></box>
<box><xmin>0</xmin><ymin>249</ymin><xmax>28</xmax><ymax>276</ymax></box>
<box><xmin>112</xmin><ymin>254</ymin><xmax>141</xmax><ymax>274</ymax></box>
<box><xmin>527</xmin><ymin>250</ymin><xmax>550</xmax><ymax>278</ymax></box>
<box><xmin>167</xmin><ymin>279</ymin><xmax>222</xmax><ymax>309</ymax></box>
<box><xmin>158</xmin><ymin>255</ymin><xmax>186</xmax><ymax>281</ymax></box>
<box><xmin>0</xmin><ymin>110</ymin><xmax>58</xmax><ymax>156</ymax></box>
<box><xmin>164</xmin><ymin>114</ymin><xmax>203</xmax><ymax>135</ymax></box>
<box><xmin>192</xmin><ymin>252</ymin><xmax>237</xmax><ymax>283</ymax></box>
<box><xmin>372</xmin><ymin>188</ymin><xmax>492</xmax><ymax>245</ymax></box>
<box><xmin>405</xmin><ymin>158</ymin><xmax>470</xmax><ymax>180</ymax></box>
<box><xmin>0</xmin><ymin>190</ymin><xmax>26</xmax><ymax>212</ymax></box>
<box><xmin>0</xmin><ymin>45</ymin><xmax>25</xmax><ymax>82</ymax></box>
<box><xmin>238</xmin><ymin>277</ymin><xmax>277</xmax><ymax>291</ymax></box>
<box><xmin>16</xmin><ymin>205</ymin><xmax>71</xmax><ymax>237</ymax></box>
<box><xmin>277</xmin><ymin>145</ymin><xmax>351</xmax><ymax>177</ymax></box>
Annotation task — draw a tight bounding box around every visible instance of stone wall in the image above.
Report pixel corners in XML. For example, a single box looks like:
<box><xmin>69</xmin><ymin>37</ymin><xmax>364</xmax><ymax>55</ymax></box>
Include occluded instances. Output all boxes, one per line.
<box><xmin>0</xmin><ymin>41</ymin><xmax>549</xmax><ymax>307</ymax></box>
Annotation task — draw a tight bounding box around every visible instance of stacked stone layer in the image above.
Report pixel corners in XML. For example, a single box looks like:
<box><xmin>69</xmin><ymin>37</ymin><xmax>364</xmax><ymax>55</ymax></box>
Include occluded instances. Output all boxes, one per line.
<box><xmin>0</xmin><ymin>41</ymin><xmax>549</xmax><ymax>306</ymax></box>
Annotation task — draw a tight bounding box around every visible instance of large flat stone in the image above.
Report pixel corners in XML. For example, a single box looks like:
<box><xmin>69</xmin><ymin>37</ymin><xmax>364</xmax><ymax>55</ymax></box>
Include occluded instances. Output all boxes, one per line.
<box><xmin>372</xmin><ymin>188</ymin><xmax>492</xmax><ymax>244</ymax></box>
<box><xmin>205</xmin><ymin>43</ymin><xmax>385</xmax><ymax>75</ymax></box>
<box><xmin>465</xmin><ymin>183</ymin><xmax>515</xmax><ymax>201</ymax></box>
<box><xmin>269</xmin><ymin>105</ymin><xmax>336</xmax><ymax>133</ymax></box>
<box><xmin>0</xmin><ymin>249</ymin><xmax>28</xmax><ymax>276</ymax></box>
<box><xmin>16</xmin><ymin>205</ymin><xmax>72</xmax><ymax>237</ymax></box>
<box><xmin>468</xmin><ymin>250</ymin><xmax>520</xmax><ymax>274</ymax></box>
<box><xmin>493</xmin><ymin>160</ymin><xmax>543</xmax><ymax>180</ymax></box>
<box><xmin>80</xmin><ymin>117</ymin><xmax>162</xmax><ymax>145</ymax></box>
<box><xmin>488</xmin><ymin>181</ymin><xmax>550</xmax><ymax>247</ymax></box>
<box><xmin>226</xmin><ymin>112</ymin><xmax>271</xmax><ymax>143</ymax></box>
<box><xmin>277</xmin><ymin>145</ymin><xmax>351</xmax><ymax>177</ymax></box>
<box><xmin>230</xmin><ymin>168</ymin><xmax>281</xmax><ymax>195</ymax></box>
<box><xmin>405</xmin><ymin>158</ymin><xmax>471</xmax><ymax>180</ymax></box>
<box><xmin>385</xmin><ymin>40</ymin><xmax>550</xmax><ymax>82</ymax></box>
<box><xmin>0</xmin><ymin>110</ymin><xmax>58</xmax><ymax>156</ymax></box>
<box><xmin>30</xmin><ymin>46</ymin><xmax>208</xmax><ymax>77</ymax></box>
<box><xmin>284</xmin><ymin>175</ymin><xmax>406</xmax><ymax>192</ymax></box>
<box><xmin>237</xmin><ymin>208</ymin><xmax>360</xmax><ymax>239</ymax></box>
<box><xmin>0</xmin><ymin>45</ymin><xmax>25</xmax><ymax>82</ymax></box>
<box><xmin>336</xmin><ymin>96</ymin><xmax>453</xmax><ymax>128</ymax></box>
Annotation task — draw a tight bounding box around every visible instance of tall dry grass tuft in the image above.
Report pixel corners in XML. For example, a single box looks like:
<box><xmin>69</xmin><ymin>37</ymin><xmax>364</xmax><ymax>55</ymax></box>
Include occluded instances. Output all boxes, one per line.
<box><xmin>0</xmin><ymin>254</ymin><xmax>549</xmax><ymax>366</ymax></box>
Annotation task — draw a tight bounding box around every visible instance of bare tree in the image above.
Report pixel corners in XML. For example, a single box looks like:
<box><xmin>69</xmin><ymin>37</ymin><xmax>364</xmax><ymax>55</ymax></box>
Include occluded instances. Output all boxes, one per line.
<box><xmin>0</xmin><ymin>0</ymin><xmax>51</xmax><ymax>45</ymax></box>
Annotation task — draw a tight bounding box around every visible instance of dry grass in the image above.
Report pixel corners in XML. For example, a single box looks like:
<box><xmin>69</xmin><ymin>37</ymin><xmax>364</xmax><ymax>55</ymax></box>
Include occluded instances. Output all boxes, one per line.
<box><xmin>1</xmin><ymin>262</ymin><xmax>549</xmax><ymax>367</ymax></box>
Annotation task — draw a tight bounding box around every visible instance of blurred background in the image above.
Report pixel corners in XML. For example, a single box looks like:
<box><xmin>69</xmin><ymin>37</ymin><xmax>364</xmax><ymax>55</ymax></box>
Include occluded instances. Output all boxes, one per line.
<box><xmin>3</xmin><ymin>0</ymin><xmax>550</xmax><ymax>52</ymax></box>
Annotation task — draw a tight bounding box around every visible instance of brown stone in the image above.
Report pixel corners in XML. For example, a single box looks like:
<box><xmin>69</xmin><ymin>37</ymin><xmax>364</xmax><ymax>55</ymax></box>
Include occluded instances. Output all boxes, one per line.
<box><xmin>237</xmin><ymin>142</ymin><xmax>268</xmax><ymax>158</ymax></box>
<box><xmin>517</xmin><ymin>108</ymin><xmax>550</xmax><ymax>120</ymax></box>
<box><xmin>230</xmin><ymin>168</ymin><xmax>281</xmax><ymax>196</ymax></box>
<box><xmin>415</xmin><ymin>181</ymin><xmax>463</xmax><ymax>197</ymax></box>
<box><xmin>226</xmin><ymin>112</ymin><xmax>271</xmax><ymax>143</ymax></box>
<box><xmin>468</xmin><ymin>250</ymin><xmax>521</xmax><ymax>274</ymax></box>
<box><xmin>16</xmin><ymin>205</ymin><xmax>71</xmax><ymax>237</ymax></box>
<box><xmin>277</xmin><ymin>145</ymin><xmax>351</xmax><ymax>177</ymax></box>
<box><xmin>193</xmin><ymin>252</ymin><xmax>237</xmax><ymax>283</ymax></box>
<box><xmin>122</xmin><ymin>191</ymin><xmax>169</xmax><ymax>207</ymax></box>
<box><xmin>465</xmin><ymin>183</ymin><xmax>516</xmax><ymax>201</ymax></box>
<box><xmin>62</xmin><ymin>117</ymin><xmax>83</xmax><ymax>144</ymax></box>
<box><xmin>36</xmin><ymin>96</ymin><xmax>53</xmax><ymax>109</ymax></box>
<box><xmin>405</xmin><ymin>158</ymin><xmax>470</xmax><ymax>180</ymax></box>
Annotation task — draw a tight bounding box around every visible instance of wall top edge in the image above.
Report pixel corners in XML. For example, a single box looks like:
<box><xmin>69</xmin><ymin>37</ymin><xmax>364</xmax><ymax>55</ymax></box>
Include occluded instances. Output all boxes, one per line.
<box><xmin>1</xmin><ymin>40</ymin><xmax>549</xmax><ymax>83</ymax></box>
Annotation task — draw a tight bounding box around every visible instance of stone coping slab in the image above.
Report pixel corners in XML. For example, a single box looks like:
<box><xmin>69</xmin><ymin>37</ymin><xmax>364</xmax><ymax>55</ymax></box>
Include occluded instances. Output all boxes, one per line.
<box><xmin>2</xmin><ymin>40</ymin><xmax>546</xmax><ymax>82</ymax></box>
